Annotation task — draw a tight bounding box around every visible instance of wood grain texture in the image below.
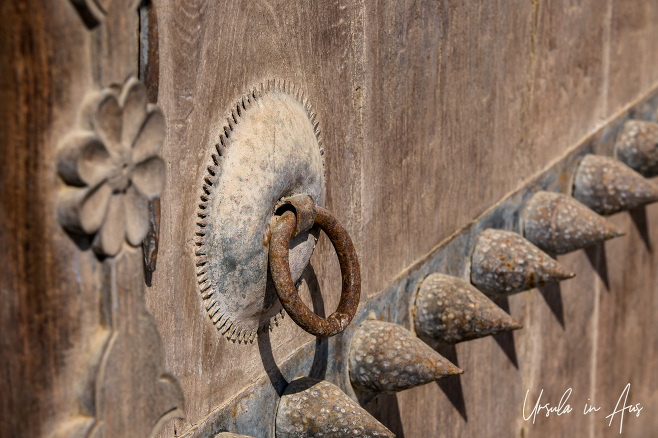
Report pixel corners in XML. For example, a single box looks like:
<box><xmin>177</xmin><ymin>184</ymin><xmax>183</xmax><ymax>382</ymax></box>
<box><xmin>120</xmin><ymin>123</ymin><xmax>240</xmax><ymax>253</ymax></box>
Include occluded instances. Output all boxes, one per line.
<box><xmin>148</xmin><ymin>1</ymin><xmax>658</xmax><ymax>436</ymax></box>
<box><xmin>0</xmin><ymin>1</ymin><xmax>97</xmax><ymax>435</ymax></box>
<box><xmin>0</xmin><ymin>1</ymin><xmax>183</xmax><ymax>437</ymax></box>
<box><xmin>151</xmin><ymin>1</ymin><xmax>363</xmax><ymax>435</ymax></box>
<box><xmin>3</xmin><ymin>0</ymin><xmax>658</xmax><ymax>437</ymax></box>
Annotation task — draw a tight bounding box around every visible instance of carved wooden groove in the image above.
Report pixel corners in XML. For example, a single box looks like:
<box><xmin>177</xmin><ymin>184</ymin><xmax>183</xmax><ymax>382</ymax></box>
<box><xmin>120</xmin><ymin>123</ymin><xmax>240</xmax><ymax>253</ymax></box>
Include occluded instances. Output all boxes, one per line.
<box><xmin>69</xmin><ymin>0</ymin><xmax>108</xmax><ymax>28</ymax></box>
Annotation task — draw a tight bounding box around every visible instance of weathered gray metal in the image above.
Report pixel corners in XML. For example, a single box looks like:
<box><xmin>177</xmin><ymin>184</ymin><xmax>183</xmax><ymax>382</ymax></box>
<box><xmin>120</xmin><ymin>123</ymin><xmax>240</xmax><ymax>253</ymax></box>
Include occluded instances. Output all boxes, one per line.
<box><xmin>213</xmin><ymin>434</ymin><xmax>256</xmax><ymax>438</ymax></box>
<box><xmin>523</xmin><ymin>191</ymin><xmax>623</xmax><ymax>254</ymax></box>
<box><xmin>615</xmin><ymin>120</ymin><xmax>658</xmax><ymax>177</ymax></box>
<box><xmin>573</xmin><ymin>154</ymin><xmax>658</xmax><ymax>215</ymax></box>
<box><xmin>276</xmin><ymin>378</ymin><xmax>394</xmax><ymax>438</ymax></box>
<box><xmin>195</xmin><ymin>80</ymin><xmax>325</xmax><ymax>342</ymax></box>
<box><xmin>414</xmin><ymin>274</ymin><xmax>522</xmax><ymax>343</ymax></box>
<box><xmin>471</xmin><ymin>229</ymin><xmax>575</xmax><ymax>297</ymax></box>
<box><xmin>348</xmin><ymin>318</ymin><xmax>462</xmax><ymax>394</ymax></box>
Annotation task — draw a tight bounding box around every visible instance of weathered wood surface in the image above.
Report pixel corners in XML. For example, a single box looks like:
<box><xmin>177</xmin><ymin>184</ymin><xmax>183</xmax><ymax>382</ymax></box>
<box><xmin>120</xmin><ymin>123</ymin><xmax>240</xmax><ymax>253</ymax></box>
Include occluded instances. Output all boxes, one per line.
<box><xmin>150</xmin><ymin>1</ymin><xmax>658</xmax><ymax>437</ymax></box>
<box><xmin>0</xmin><ymin>0</ymin><xmax>183</xmax><ymax>437</ymax></box>
<box><xmin>1</xmin><ymin>0</ymin><xmax>658</xmax><ymax>437</ymax></box>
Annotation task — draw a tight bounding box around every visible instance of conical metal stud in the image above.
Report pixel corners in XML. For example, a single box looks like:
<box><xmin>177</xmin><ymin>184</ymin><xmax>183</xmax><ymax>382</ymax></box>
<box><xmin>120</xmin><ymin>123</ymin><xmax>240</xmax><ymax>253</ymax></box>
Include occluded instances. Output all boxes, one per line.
<box><xmin>523</xmin><ymin>191</ymin><xmax>624</xmax><ymax>254</ymax></box>
<box><xmin>471</xmin><ymin>229</ymin><xmax>575</xmax><ymax>297</ymax></box>
<box><xmin>214</xmin><ymin>434</ymin><xmax>256</xmax><ymax>438</ymax></box>
<box><xmin>615</xmin><ymin>120</ymin><xmax>658</xmax><ymax>177</ymax></box>
<box><xmin>348</xmin><ymin>319</ymin><xmax>462</xmax><ymax>394</ymax></box>
<box><xmin>276</xmin><ymin>378</ymin><xmax>395</xmax><ymax>438</ymax></box>
<box><xmin>414</xmin><ymin>273</ymin><xmax>522</xmax><ymax>343</ymax></box>
<box><xmin>573</xmin><ymin>154</ymin><xmax>658</xmax><ymax>215</ymax></box>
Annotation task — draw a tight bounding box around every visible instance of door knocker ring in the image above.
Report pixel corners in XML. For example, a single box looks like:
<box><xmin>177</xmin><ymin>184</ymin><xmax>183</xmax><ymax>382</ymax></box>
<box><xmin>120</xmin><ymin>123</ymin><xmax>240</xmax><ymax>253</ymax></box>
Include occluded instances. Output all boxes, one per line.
<box><xmin>268</xmin><ymin>194</ymin><xmax>360</xmax><ymax>337</ymax></box>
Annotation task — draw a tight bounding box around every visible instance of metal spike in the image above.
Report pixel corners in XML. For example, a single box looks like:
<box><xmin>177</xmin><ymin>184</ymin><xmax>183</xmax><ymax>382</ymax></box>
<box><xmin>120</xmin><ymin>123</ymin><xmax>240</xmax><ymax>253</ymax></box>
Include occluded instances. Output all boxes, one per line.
<box><xmin>523</xmin><ymin>191</ymin><xmax>624</xmax><ymax>254</ymax></box>
<box><xmin>471</xmin><ymin>229</ymin><xmax>575</xmax><ymax>297</ymax></box>
<box><xmin>414</xmin><ymin>274</ymin><xmax>522</xmax><ymax>343</ymax></box>
<box><xmin>573</xmin><ymin>154</ymin><xmax>658</xmax><ymax>215</ymax></box>
<box><xmin>276</xmin><ymin>378</ymin><xmax>395</xmax><ymax>438</ymax></box>
<box><xmin>214</xmin><ymin>433</ymin><xmax>256</xmax><ymax>437</ymax></box>
<box><xmin>615</xmin><ymin>120</ymin><xmax>658</xmax><ymax>177</ymax></box>
<box><xmin>348</xmin><ymin>319</ymin><xmax>462</xmax><ymax>394</ymax></box>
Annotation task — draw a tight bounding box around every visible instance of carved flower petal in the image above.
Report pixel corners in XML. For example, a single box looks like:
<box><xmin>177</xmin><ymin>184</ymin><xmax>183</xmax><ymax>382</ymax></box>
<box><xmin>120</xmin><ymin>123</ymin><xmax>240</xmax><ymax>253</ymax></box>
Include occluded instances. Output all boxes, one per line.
<box><xmin>124</xmin><ymin>185</ymin><xmax>149</xmax><ymax>246</ymax></box>
<box><xmin>57</xmin><ymin>132</ymin><xmax>112</xmax><ymax>187</ymax></box>
<box><xmin>93</xmin><ymin>92</ymin><xmax>124</xmax><ymax>155</ymax></box>
<box><xmin>79</xmin><ymin>182</ymin><xmax>112</xmax><ymax>234</ymax></box>
<box><xmin>92</xmin><ymin>195</ymin><xmax>125</xmax><ymax>257</ymax></box>
<box><xmin>120</xmin><ymin>78</ymin><xmax>148</xmax><ymax>150</ymax></box>
<box><xmin>132</xmin><ymin>156</ymin><xmax>166</xmax><ymax>200</ymax></box>
<box><xmin>78</xmin><ymin>137</ymin><xmax>113</xmax><ymax>187</ymax></box>
<box><xmin>132</xmin><ymin>108</ymin><xmax>165</xmax><ymax>163</ymax></box>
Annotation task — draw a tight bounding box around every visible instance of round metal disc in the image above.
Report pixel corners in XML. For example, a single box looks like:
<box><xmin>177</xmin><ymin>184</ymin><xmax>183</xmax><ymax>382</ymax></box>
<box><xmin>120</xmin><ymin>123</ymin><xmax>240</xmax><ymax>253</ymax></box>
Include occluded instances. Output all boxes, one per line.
<box><xmin>195</xmin><ymin>80</ymin><xmax>325</xmax><ymax>342</ymax></box>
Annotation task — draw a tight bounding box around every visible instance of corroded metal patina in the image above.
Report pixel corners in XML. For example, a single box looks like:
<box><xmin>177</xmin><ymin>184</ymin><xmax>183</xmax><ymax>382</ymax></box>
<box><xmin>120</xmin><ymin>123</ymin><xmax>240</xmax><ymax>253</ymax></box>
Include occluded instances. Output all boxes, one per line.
<box><xmin>573</xmin><ymin>154</ymin><xmax>658</xmax><ymax>215</ymax></box>
<box><xmin>523</xmin><ymin>191</ymin><xmax>623</xmax><ymax>255</ymax></box>
<box><xmin>348</xmin><ymin>319</ymin><xmax>462</xmax><ymax>394</ymax></box>
<box><xmin>276</xmin><ymin>378</ymin><xmax>394</xmax><ymax>438</ymax></box>
<box><xmin>414</xmin><ymin>274</ymin><xmax>522</xmax><ymax>343</ymax></box>
<box><xmin>471</xmin><ymin>229</ymin><xmax>575</xmax><ymax>297</ymax></box>
<box><xmin>195</xmin><ymin>80</ymin><xmax>325</xmax><ymax>342</ymax></box>
<box><xmin>269</xmin><ymin>201</ymin><xmax>360</xmax><ymax>337</ymax></box>
<box><xmin>214</xmin><ymin>434</ymin><xmax>256</xmax><ymax>437</ymax></box>
<box><xmin>615</xmin><ymin>120</ymin><xmax>658</xmax><ymax>177</ymax></box>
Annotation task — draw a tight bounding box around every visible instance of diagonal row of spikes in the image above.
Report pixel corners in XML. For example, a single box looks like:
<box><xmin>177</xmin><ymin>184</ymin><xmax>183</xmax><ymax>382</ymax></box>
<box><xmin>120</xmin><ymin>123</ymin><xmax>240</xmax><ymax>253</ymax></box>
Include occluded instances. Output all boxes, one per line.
<box><xmin>220</xmin><ymin>139</ymin><xmax>657</xmax><ymax>436</ymax></box>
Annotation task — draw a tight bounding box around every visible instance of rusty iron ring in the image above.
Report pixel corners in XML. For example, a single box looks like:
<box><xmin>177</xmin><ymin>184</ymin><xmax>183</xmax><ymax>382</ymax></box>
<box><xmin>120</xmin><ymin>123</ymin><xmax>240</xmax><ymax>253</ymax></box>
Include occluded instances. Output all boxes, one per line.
<box><xmin>269</xmin><ymin>206</ymin><xmax>360</xmax><ymax>337</ymax></box>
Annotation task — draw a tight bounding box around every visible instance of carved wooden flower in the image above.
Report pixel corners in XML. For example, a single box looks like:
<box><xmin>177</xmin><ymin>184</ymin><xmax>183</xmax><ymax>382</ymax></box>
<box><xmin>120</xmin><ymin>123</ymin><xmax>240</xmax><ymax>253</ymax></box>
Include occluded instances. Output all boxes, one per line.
<box><xmin>57</xmin><ymin>78</ymin><xmax>166</xmax><ymax>257</ymax></box>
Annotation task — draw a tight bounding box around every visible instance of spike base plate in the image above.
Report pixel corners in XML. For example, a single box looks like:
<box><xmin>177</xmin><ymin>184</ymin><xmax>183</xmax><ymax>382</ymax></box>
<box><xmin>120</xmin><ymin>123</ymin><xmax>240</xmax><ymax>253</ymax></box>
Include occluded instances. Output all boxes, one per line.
<box><xmin>195</xmin><ymin>82</ymin><xmax>325</xmax><ymax>342</ymax></box>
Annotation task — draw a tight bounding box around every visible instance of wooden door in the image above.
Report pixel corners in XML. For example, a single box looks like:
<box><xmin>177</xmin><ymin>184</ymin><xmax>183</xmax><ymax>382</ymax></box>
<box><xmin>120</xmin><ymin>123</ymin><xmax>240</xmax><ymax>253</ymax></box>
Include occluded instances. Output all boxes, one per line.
<box><xmin>2</xmin><ymin>1</ymin><xmax>658</xmax><ymax>437</ymax></box>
